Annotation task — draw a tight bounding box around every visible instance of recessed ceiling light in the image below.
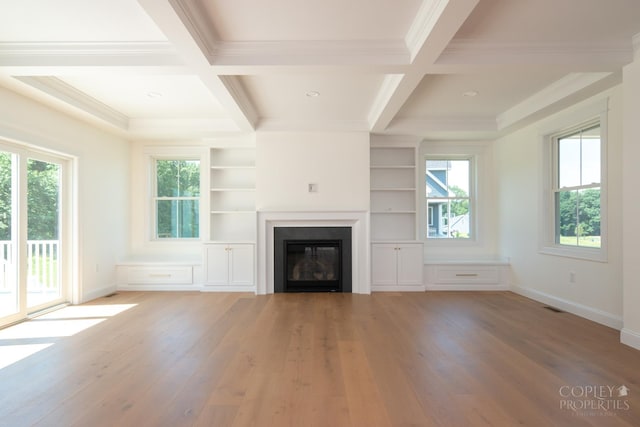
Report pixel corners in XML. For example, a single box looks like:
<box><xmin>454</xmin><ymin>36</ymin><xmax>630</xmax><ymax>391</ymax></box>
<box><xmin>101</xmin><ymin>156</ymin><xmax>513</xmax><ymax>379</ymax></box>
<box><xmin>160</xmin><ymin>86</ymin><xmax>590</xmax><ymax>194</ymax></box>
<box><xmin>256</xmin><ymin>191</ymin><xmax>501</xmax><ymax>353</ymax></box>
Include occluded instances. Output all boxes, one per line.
<box><xmin>463</xmin><ymin>90</ymin><xmax>479</xmax><ymax>97</ymax></box>
<box><xmin>147</xmin><ymin>91</ymin><xmax>163</xmax><ymax>98</ymax></box>
<box><xmin>306</xmin><ymin>91</ymin><xmax>320</xmax><ymax>98</ymax></box>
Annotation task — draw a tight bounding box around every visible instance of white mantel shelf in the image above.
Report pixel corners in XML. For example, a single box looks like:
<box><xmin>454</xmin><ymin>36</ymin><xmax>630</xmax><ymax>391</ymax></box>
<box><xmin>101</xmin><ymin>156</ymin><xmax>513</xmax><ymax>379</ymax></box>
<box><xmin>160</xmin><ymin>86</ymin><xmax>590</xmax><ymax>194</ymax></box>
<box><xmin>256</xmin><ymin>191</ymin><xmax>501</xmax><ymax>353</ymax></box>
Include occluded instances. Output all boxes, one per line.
<box><xmin>256</xmin><ymin>210</ymin><xmax>370</xmax><ymax>295</ymax></box>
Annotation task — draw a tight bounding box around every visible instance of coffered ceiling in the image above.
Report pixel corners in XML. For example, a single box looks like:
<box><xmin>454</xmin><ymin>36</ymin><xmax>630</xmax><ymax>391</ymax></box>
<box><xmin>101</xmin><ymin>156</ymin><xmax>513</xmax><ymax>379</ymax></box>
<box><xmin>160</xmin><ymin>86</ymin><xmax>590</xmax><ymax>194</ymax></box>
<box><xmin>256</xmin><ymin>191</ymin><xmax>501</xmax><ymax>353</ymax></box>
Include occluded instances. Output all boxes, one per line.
<box><xmin>0</xmin><ymin>0</ymin><xmax>639</xmax><ymax>140</ymax></box>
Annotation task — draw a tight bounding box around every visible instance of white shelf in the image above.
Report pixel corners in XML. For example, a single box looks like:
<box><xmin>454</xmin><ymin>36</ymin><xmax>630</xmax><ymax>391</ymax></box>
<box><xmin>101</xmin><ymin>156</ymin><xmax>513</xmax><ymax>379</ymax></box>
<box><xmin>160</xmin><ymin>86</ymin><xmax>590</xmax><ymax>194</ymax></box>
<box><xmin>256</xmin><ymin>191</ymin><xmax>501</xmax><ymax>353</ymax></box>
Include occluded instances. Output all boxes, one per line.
<box><xmin>370</xmin><ymin>145</ymin><xmax>418</xmax><ymax>241</ymax></box>
<box><xmin>209</xmin><ymin>147</ymin><xmax>257</xmax><ymax>242</ymax></box>
<box><xmin>370</xmin><ymin>147</ymin><xmax>415</xmax><ymax>167</ymax></box>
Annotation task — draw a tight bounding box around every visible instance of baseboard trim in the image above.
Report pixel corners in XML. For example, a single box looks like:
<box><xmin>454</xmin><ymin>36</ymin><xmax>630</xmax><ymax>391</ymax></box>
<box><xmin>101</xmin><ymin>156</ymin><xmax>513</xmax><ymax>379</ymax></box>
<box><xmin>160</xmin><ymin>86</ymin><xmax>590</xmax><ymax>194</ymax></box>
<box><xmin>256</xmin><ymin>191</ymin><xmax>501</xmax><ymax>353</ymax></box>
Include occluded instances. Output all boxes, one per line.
<box><xmin>116</xmin><ymin>284</ymin><xmax>202</xmax><ymax>292</ymax></box>
<box><xmin>511</xmin><ymin>285</ymin><xmax>623</xmax><ymax>330</ymax></box>
<box><xmin>372</xmin><ymin>285</ymin><xmax>426</xmax><ymax>292</ymax></box>
<box><xmin>425</xmin><ymin>284</ymin><xmax>509</xmax><ymax>291</ymax></box>
<box><xmin>200</xmin><ymin>285</ymin><xmax>256</xmax><ymax>293</ymax></box>
<box><xmin>82</xmin><ymin>284</ymin><xmax>117</xmax><ymax>303</ymax></box>
<box><xmin>621</xmin><ymin>328</ymin><xmax>640</xmax><ymax>351</ymax></box>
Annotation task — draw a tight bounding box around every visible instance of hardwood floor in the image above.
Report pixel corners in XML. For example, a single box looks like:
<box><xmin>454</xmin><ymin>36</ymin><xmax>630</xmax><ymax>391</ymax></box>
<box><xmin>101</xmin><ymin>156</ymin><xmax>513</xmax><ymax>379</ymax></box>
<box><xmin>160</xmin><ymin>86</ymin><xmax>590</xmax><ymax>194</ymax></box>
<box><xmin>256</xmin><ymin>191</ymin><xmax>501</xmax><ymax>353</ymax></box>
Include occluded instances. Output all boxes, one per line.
<box><xmin>0</xmin><ymin>291</ymin><xmax>639</xmax><ymax>426</ymax></box>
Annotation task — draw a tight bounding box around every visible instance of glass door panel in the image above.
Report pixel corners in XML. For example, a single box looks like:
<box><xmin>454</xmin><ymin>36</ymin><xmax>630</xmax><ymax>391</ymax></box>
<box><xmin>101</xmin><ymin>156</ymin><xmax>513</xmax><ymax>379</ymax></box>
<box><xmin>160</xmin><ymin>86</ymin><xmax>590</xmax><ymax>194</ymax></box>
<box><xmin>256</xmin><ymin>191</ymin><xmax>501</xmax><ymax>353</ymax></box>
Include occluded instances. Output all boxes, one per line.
<box><xmin>26</xmin><ymin>159</ymin><xmax>62</xmax><ymax>309</ymax></box>
<box><xmin>0</xmin><ymin>151</ymin><xmax>17</xmax><ymax>318</ymax></box>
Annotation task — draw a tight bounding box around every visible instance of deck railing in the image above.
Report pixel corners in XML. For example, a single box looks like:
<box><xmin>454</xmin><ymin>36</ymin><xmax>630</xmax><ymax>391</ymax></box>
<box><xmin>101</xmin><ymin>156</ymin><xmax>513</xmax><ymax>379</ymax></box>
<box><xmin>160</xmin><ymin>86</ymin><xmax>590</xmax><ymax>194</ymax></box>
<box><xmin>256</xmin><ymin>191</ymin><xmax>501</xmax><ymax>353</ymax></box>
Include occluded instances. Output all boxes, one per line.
<box><xmin>0</xmin><ymin>240</ymin><xmax>60</xmax><ymax>291</ymax></box>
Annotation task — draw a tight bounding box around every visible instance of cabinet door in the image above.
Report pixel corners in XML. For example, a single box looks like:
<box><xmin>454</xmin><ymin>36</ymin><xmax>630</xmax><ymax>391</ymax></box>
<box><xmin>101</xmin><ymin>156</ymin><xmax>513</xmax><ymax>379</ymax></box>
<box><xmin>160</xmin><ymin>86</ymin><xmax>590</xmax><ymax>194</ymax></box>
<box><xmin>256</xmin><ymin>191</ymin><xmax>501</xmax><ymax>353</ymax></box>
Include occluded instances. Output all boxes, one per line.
<box><xmin>396</xmin><ymin>244</ymin><xmax>423</xmax><ymax>285</ymax></box>
<box><xmin>371</xmin><ymin>244</ymin><xmax>399</xmax><ymax>286</ymax></box>
<box><xmin>228</xmin><ymin>244</ymin><xmax>254</xmax><ymax>286</ymax></box>
<box><xmin>205</xmin><ymin>244</ymin><xmax>230</xmax><ymax>285</ymax></box>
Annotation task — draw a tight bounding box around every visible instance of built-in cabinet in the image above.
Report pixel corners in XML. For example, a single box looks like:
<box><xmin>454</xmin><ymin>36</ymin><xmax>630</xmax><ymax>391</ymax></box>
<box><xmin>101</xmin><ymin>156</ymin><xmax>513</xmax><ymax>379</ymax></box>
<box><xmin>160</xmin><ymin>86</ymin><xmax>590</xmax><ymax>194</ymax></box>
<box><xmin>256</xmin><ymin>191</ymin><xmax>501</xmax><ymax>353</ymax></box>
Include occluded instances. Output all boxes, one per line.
<box><xmin>371</xmin><ymin>242</ymin><xmax>424</xmax><ymax>291</ymax></box>
<box><xmin>424</xmin><ymin>261</ymin><xmax>510</xmax><ymax>290</ymax></box>
<box><xmin>203</xmin><ymin>243</ymin><xmax>255</xmax><ymax>290</ymax></box>
<box><xmin>370</xmin><ymin>138</ymin><xmax>424</xmax><ymax>291</ymax></box>
<box><xmin>206</xmin><ymin>145</ymin><xmax>257</xmax><ymax>291</ymax></box>
<box><xmin>116</xmin><ymin>261</ymin><xmax>198</xmax><ymax>290</ymax></box>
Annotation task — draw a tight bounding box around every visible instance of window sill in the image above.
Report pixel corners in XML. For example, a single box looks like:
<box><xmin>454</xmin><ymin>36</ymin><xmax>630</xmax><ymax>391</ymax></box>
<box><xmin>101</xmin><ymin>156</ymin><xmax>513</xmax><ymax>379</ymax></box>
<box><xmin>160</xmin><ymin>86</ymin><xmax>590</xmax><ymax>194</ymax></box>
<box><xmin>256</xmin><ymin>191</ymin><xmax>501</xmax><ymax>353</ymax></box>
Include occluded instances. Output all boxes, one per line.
<box><xmin>539</xmin><ymin>245</ymin><xmax>607</xmax><ymax>263</ymax></box>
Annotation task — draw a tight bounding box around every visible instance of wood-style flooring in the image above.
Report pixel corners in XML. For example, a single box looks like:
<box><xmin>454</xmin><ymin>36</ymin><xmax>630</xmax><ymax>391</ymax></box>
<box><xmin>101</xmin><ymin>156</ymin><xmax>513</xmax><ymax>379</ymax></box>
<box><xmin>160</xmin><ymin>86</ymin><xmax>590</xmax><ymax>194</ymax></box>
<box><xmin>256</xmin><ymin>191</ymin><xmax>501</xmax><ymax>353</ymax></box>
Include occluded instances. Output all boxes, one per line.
<box><xmin>0</xmin><ymin>291</ymin><xmax>639</xmax><ymax>426</ymax></box>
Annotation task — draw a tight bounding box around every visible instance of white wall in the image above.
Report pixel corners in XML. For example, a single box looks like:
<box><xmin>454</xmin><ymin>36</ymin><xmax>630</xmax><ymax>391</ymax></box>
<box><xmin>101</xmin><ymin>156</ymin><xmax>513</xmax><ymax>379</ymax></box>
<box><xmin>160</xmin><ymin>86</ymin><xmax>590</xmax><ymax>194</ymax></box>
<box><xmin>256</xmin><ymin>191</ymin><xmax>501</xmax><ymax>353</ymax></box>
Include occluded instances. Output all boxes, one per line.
<box><xmin>0</xmin><ymin>86</ymin><xmax>130</xmax><ymax>303</ymax></box>
<box><xmin>494</xmin><ymin>87</ymin><xmax>624</xmax><ymax>329</ymax></box>
<box><xmin>256</xmin><ymin>131</ymin><xmax>370</xmax><ymax>212</ymax></box>
<box><xmin>622</xmin><ymin>57</ymin><xmax>640</xmax><ymax>349</ymax></box>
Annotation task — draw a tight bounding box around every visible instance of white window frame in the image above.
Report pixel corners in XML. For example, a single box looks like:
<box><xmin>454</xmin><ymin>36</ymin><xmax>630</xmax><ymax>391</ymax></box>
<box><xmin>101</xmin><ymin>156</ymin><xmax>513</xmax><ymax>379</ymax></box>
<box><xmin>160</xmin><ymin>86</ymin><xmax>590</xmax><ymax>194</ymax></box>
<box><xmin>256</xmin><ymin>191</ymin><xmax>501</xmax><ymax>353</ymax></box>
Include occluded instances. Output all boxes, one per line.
<box><xmin>422</xmin><ymin>154</ymin><xmax>477</xmax><ymax>244</ymax></box>
<box><xmin>151</xmin><ymin>157</ymin><xmax>201</xmax><ymax>240</ymax></box>
<box><xmin>540</xmin><ymin>100</ymin><xmax>608</xmax><ymax>262</ymax></box>
<box><xmin>421</xmin><ymin>159</ymin><xmax>476</xmax><ymax>241</ymax></box>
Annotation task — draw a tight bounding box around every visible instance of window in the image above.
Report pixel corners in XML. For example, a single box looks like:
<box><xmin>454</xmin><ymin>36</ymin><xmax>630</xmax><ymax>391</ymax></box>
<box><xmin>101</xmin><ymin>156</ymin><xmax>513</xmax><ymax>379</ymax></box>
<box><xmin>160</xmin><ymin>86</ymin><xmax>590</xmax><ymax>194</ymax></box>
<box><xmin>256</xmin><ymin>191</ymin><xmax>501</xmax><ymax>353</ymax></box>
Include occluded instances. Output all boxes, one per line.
<box><xmin>426</xmin><ymin>159</ymin><xmax>471</xmax><ymax>239</ymax></box>
<box><xmin>553</xmin><ymin>122</ymin><xmax>601</xmax><ymax>249</ymax></box>
<box><xmin>153</xmin><ymin>159</ymin><xmax>200</xmax><ymax>239</ymax></box>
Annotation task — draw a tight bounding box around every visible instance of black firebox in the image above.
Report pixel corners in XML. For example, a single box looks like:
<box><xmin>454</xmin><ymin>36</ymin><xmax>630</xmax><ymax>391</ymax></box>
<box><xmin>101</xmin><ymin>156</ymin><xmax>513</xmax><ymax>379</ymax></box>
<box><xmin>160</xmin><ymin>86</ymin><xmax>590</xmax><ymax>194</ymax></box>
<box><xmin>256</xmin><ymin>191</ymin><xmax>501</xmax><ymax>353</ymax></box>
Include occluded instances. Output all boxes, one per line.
<box><xmin>274</xmin><ymin>227</ymin><xmax>352</xmax><ymax>293</ymax></box>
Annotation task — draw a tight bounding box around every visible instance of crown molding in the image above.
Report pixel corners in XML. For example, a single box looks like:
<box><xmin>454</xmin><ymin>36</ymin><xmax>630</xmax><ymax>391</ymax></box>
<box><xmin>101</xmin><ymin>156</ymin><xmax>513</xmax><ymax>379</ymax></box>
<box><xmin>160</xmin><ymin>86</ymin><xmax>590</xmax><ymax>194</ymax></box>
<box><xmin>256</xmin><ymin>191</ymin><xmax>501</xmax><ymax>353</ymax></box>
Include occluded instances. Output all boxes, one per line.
<box><xmin>386</xmin><ymin>116</ymin><xmax>498</xmax><ymax>134</ymax></box>
<box><xmin>405</xmin><ymin>0</ymin><xmax>450</xmax><ymax>61</ymax></box>
<box><xmin>128</xmin><ymin>117</ymin><xmax>240</xmax><ymax>138</ymax></box>
<box><xmin>210</xmin><ymin>40</ymin><xmax>409</xmax><ymax>67</ymax></box>
<box><xmin>0</xmin><ymin>41</ymin><xmax>181</xmax><ymax>67</ymax></box>
<box><xmin>439</xmin><ymin>39</ymin><xmax>633</xmax><ymax>67</ymax></box>
<box><xmin>218</xmin><ymin>75</ymin><xmax>258</xmax><ymax>127</ymax></box>
<box><xmin>169</xmin><ymin>0</ymin><xmax>219</xmax><ymax>60</ymax></box>
<box><xmin>633</xmin><ymin>33</ymin><xmax>640</xmax><ymax>61</ymax></box>
<box><xmin>256</xmin><ymin>118</ymin><xmax>370</xmax><ymax>132</ymax></box>
<box><xmin>368</xmin><ymin>74</ymin><xmax>404</xmax><ymax>129</ymax></box>
<box><xmin>15</xmin><ymin>76</ymin><xmax>129</xmax><ymax>129</ymax></box>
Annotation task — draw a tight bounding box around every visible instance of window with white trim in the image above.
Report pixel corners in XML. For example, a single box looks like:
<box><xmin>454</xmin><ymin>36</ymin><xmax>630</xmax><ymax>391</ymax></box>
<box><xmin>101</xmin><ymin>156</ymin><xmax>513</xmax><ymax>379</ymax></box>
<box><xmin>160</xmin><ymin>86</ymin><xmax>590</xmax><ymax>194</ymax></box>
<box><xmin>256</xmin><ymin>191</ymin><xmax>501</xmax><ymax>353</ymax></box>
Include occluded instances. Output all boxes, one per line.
<box><xmin>153</xmin><ymin>158</ymin><xmax>200</xmax><ymax>239</ymax></box>
<box><xmin>426</xmin><ymin>158</ymin><xmax>472</xmax><ymax>239</ymax></box>
<box><xmin>541</xmin><ymin>102</ymin><xmax>608</xmax><ymax>262</ymax></box>
<box><xmin>553</xmin><ymin>122</ymin><xmax>601</xmax><ymax>248</ymax></box>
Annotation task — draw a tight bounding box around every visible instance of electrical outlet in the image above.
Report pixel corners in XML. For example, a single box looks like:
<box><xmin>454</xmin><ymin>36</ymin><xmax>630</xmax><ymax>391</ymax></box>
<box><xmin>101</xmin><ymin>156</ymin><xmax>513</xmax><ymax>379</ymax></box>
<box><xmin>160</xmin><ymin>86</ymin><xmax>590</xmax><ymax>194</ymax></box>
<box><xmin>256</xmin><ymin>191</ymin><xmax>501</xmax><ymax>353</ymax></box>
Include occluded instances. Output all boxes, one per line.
<box><xmin>569</xmin><ymin>271</ymin><xmax>576</xmax><ymax>283</ymax></box>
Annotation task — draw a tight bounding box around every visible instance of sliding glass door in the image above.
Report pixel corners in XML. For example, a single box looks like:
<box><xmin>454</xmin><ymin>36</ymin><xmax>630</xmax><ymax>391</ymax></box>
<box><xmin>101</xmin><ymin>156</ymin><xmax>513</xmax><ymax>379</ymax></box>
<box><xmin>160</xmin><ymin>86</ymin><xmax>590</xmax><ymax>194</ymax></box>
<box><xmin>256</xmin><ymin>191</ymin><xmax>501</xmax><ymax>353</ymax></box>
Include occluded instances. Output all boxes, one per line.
<box><xmin>0</xmin><ymin>145</ymin><xmax>68</xmax><ymax>327</ymax></box>
<box><xmin>26</xmin><ymin>158</ymin><xmax>62</xmax><ymax>310</ymax></box>
<box><xmin>0</xmin><ymin>151</ymin><xmax>18</xmax><ymax>319</ymax></box>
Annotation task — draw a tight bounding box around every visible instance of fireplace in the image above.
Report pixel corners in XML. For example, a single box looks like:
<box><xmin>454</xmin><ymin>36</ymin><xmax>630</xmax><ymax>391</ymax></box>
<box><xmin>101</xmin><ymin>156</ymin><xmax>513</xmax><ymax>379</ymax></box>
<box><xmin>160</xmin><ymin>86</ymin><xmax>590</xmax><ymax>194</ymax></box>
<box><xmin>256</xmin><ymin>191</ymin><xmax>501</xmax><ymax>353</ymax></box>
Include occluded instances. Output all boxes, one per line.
<box><xmin>274</xmin><ymin>227</ymin><xmax>352</xmax><ymax>293</ymax></box>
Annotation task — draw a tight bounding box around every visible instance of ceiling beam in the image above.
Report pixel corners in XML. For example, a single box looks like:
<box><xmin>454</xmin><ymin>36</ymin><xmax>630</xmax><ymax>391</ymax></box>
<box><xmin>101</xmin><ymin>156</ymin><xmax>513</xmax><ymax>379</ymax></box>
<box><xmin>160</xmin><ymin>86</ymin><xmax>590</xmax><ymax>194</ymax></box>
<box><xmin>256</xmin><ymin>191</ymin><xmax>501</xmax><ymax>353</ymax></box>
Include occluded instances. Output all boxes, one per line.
<box><xmin>369</xmin><ymin>0</ymin><xmax>480</xmax><ymax>132</ymax></box>
<box><xmin>437</xmin><ymin>40</ymin><xmax>634</xmax><ymax>70</ymax></box>
<box><xmin>137</xmin><ymin>0</ymin><xmax>257</xmax><ymax>132</ymax></box>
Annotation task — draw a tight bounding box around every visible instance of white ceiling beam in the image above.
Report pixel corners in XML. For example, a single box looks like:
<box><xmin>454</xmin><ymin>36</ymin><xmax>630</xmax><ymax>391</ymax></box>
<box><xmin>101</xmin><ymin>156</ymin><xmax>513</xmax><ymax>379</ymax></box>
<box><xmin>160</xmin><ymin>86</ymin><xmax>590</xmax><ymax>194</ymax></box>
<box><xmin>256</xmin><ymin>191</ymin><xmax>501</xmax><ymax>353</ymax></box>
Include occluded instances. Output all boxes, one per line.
<box><xmin>497</xmin><ymin>72</ymin><xmax>619</xmax><ymax>132</ymax></box>
<box><xmin>369</xmin><ymin>0</ymin><xmax>480</xmax><ymax>132</ymax></box>
<box><xmin>208</xmin><ymin>40</ymin><xmax>410</xmax><ymax>67</ymax></box>
<box><xmin>437</xmin><ymin>40</ymin><xmax>634</xmax><ymax>69</ymax></box>
<box><xmin>137</xmin><ymin>0</ymin><xmax>257</xmax><ymax>132</ymax></box>
<box><xmin>0</xmin><ymin>41</ymin><xmax>181</xmax><ymax>66</ymax></box>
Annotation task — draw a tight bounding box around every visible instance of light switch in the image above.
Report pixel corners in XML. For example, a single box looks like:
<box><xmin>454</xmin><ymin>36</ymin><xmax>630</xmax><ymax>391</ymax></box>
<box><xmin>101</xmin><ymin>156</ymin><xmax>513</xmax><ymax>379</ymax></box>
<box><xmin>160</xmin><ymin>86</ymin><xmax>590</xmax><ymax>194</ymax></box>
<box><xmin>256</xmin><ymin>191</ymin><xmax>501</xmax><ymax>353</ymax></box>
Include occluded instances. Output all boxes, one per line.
<box><xmin>308</xmin><ymin>183</ymin><xmax>318</xmax><ymax>192</ymax></box>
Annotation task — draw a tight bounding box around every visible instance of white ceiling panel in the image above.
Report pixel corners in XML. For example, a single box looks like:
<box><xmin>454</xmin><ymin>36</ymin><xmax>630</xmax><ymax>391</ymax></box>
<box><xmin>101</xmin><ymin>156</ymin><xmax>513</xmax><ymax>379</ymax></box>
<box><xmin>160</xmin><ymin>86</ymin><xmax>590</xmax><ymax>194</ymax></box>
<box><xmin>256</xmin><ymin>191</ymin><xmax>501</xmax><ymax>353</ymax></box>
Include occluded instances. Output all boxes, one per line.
<box><xmin>454</xmin><ymin>0</ymin><xmax>640</xmax><ymax>44</ymax></box>
<box><xmin>0</xmin><ymin>0</ymin><xmax>166</xmax><ymax>42</ymax></box>
<box><xmin>197</xmin><ymin>0</ymin><xmax>422</xmax><ymax>41</ymax></box>
<box><xmin>59</xmin><ymin>75</ymin><xmax>225</xmax><ymax>118</ymax></box>
<box><xmin>398</xmin><ymin>71</ymin><xmax>567</xmax><ymax>119</ymax></box>
<box><xmin>240</xmin><ymin>74</ymin><xmax>385</xmax><ymax>124</ymax></box>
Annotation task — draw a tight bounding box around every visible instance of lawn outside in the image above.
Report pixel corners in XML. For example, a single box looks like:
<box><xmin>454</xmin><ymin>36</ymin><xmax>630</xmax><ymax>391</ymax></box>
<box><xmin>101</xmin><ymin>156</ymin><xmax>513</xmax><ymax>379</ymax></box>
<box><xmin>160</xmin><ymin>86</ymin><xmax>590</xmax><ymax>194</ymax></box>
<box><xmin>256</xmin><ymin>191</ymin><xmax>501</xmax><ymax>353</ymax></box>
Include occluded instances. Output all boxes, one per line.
<box><xmin>559</xmin><ymin>235</ymin><xmax>601</xmax><ymax>248</ymax></box>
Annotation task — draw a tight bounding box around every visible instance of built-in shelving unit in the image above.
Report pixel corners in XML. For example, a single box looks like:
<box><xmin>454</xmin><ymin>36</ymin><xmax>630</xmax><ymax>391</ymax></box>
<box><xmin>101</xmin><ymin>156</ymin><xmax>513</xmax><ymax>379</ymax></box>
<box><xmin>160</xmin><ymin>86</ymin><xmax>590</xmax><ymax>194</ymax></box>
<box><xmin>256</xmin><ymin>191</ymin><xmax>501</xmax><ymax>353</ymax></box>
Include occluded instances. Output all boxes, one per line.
<box><xmin>209</xmin><ymin>147</ymin><xmax>256</xmax><ymax>242</ymax></box>
<box><xmin>370</xmin><ymin>144</ymin><xmax>418</xmax><ymax>241</ymax></box>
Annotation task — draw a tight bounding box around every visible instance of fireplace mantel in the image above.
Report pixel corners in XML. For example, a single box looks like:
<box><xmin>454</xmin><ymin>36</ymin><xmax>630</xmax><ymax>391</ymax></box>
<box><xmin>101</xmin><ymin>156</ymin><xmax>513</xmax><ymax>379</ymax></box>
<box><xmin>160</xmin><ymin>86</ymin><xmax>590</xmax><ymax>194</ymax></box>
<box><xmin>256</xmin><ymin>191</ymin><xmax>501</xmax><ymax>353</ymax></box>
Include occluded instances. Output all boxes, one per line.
<box><xmin>256</xmin><ymin>211</ymin><xmax>370</xmax><ymax>294</ymax></box>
